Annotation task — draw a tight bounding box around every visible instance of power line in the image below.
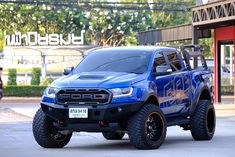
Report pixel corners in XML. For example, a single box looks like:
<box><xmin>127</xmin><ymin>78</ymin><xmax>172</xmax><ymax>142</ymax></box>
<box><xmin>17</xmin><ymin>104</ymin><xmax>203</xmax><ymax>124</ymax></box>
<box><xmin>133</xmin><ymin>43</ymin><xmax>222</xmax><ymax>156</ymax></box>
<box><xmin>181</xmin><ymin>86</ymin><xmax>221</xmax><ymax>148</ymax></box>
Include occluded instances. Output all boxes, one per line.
<box><xmin>0</xmin><ymin>0</ymin><xmax>192</xmax><ymax>12</ymax></box>
<box><xmin>0</xmin><ymin>0</ymin><xmax>191</xmax><ymax>6</ymax></box>
<box><xmin>78</xmin><ymin>0</ymin><xmax>190</xmax><ymax>6</ymax></box>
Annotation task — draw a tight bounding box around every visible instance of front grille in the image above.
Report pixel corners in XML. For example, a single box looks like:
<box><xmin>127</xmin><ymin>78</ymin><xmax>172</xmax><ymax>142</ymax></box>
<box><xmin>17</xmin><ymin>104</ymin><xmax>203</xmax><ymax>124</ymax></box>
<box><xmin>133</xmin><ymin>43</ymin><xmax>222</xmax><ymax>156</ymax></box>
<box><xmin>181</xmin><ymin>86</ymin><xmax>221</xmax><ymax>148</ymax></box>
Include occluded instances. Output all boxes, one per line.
<box><xmin>56</xmin><ymin>88</ymin><xmax>111</xmax><ymax>105</ymax></box>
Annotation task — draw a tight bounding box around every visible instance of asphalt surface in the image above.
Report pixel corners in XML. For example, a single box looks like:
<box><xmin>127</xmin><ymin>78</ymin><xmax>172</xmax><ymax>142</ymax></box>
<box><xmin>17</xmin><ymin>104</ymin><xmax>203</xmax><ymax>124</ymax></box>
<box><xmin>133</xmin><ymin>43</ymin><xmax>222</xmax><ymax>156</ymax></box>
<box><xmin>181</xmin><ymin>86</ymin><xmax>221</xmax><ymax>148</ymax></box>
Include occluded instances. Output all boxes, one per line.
<box><xmin>0</xmin><ymin>97</ymin><xmax>235</xmax><ymax>157</ymax></box>
<box><xmin>0</xmin><ymin>117</ymin><xmax>235</xmax><ymax>157</ymax></box>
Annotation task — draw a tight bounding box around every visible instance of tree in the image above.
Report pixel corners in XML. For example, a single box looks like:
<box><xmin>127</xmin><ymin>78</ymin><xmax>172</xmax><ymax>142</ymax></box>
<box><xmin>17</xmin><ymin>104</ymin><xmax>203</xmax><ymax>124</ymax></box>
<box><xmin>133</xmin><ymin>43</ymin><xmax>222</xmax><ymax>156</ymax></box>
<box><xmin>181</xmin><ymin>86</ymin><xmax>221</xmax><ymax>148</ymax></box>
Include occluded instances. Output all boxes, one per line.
<box><xmin>0</xmin><ymin>31</ymin><xmax>4</xmax><ymax>51</ymax></box>
<box><xmin>0</xmin><ymin>0</ymin><xmax>194</xmax><ymax>47</ymax></box>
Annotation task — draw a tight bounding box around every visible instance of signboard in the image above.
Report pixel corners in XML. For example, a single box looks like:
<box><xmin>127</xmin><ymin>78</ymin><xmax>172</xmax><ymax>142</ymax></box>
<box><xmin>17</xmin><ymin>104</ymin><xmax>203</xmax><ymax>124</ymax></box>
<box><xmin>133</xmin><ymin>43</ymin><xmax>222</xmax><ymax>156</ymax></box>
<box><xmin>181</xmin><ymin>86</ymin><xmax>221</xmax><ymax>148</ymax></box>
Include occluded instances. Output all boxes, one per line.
<box><xmin>4</xmin><ymin>31</ymin><xmax>85</xmax><ymax>46</ymax></box>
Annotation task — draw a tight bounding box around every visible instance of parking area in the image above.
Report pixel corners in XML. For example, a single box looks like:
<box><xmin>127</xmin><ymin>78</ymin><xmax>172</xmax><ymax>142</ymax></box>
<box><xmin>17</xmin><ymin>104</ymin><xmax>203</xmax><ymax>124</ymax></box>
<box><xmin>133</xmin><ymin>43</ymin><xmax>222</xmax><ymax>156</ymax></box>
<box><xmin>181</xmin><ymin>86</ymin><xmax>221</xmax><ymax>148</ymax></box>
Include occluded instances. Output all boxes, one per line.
<box><xmin>0</xmin><ymin>117</ymin><xmax>234</xmax><ymax>157</ymax></box>
<box><xmin>0</xmin><ymin>97</ymin><xmax>235</xmax><ymax>157</ymax></box>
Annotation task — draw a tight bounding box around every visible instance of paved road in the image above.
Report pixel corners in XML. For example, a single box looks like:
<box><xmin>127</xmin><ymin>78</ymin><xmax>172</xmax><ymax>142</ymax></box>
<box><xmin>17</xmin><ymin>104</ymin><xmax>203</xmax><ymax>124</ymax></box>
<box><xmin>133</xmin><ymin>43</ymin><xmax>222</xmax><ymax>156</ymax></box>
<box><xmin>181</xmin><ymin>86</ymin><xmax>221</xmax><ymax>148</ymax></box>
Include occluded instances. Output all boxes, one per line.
<box><xmin>0</xmin><ymin>97</ymin><xmax>40</xmax><ymax>118</ymax></box>
<box><xmin>0</xmin><ymin>98</ymin><xmax>235</xmax><ymax>157</ymax></box>
<box><xmin>1</xmin><ymin>97</ymin><xmax>235</xmax><ymax>118</ymax></box>
<box><xmin>0</xmin><ymin>117</ymin><xmax>235</xmax><ymax>157</ymax></box>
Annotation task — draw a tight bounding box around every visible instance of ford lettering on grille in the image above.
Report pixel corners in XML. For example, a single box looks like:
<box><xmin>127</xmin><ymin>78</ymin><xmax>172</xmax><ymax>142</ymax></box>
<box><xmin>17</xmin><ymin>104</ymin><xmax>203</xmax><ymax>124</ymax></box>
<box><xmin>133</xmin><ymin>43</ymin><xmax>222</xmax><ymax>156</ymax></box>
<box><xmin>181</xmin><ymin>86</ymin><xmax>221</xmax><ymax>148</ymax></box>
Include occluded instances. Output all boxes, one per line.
<box><xmin>69</xmin><ymin>94</ymin><xmax>109</xmax><ymax>100</ymax></box>
<box><xmin>56</xmin><ymin>89</ymin><xmax>111</xmax><ymax>105</ymax></box>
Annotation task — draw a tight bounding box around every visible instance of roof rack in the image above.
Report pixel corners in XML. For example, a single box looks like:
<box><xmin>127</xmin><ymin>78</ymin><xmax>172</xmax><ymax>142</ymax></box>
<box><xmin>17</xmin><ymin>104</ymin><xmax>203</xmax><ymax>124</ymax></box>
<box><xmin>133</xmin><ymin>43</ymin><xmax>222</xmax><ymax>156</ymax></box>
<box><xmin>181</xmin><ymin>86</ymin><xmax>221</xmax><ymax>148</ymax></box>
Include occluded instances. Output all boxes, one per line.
<box><xmin>167</xmin><ymin>45</ymin><xmax>207</xmax><ymax>70</ymax></box>
<box><xmin>180</xmin><ymin>45</ymin><xmax>207</xmax><ymax>70</ymax></box>
<box><xmin>180</xmin><ymin>45</ymin><xmax>202</xmax><ymax>57</ymax></box>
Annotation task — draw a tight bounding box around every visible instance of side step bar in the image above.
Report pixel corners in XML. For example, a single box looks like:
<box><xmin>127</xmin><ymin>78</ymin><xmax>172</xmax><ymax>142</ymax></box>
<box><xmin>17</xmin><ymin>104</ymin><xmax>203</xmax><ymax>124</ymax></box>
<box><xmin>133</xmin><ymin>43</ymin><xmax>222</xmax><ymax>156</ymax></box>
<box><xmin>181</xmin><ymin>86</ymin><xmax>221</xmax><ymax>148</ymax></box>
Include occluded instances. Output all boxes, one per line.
<box><xmin>166</xmin><ymin>117</ymin><xmax>190</xmax><ymax>127</ymax></box>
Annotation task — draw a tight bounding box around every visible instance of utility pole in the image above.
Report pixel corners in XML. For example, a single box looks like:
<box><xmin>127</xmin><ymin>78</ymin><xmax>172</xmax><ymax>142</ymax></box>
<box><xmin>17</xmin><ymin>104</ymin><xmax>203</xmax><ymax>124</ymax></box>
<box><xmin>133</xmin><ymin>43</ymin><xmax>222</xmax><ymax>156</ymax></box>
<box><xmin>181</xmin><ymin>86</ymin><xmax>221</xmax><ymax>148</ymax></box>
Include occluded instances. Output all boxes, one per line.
<box><xmin>41</xmin><ymin>52</ymin><xmax>46</xmax><ymax>78</ymax></box>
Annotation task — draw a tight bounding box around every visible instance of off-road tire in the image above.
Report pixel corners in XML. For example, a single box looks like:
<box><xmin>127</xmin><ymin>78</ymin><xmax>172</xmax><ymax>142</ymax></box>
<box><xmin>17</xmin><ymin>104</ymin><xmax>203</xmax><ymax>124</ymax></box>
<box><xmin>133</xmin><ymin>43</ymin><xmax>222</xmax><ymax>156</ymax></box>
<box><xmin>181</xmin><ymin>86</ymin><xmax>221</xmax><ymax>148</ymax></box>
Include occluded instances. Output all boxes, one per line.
<box><xmin>32</xmin><ymin>108</ymin><xmax>72</xmax><ymax>148</ymax></box>
<box><xmin>190</xmin><ymin>100</ymin><xmax>216</xmax><ymax>140</ymax></box>
<box><xmin>128</xmin><ymin>104</ymin><xmax>166</xmax><ymax>149</ymax></box>
<box><xmin>102</xmin><ymin>132</ymin><xmax>125</xmax><ymax>140</ymax></box>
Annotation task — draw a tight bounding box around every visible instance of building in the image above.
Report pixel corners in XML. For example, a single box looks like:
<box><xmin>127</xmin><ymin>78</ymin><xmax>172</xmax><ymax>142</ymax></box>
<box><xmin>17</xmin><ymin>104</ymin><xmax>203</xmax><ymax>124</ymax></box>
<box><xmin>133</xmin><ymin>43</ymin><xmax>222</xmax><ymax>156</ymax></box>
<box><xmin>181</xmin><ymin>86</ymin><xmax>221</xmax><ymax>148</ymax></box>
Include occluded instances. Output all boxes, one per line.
<box><xmin>0</xmin><ymin>45</ymin><xmax>96</xmax><ymax>85</ymax></box>
<box><xmin>138</xmin><ymin>0</ymin><xmax>235</xmax><ymax>104</ymax></box>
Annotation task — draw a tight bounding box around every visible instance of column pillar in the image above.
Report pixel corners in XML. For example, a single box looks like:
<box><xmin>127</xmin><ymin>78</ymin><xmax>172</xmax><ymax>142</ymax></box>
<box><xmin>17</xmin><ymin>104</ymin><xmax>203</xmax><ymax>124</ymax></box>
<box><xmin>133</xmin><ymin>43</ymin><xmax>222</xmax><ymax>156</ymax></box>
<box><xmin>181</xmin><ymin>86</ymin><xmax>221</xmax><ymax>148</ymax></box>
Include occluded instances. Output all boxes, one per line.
<box><xmin>41</xmin><ymin>52</ymin><xmax>47</xmax><ymax>78</ymax></box>
<box><xmin>214</xmin><ymin>30</ymin><xmax>219</xmax><ymax>103</ymax></box>
<box><xmin>220</xmin><ymin>45</ymin><xmax>226</xmax><ymax>65</ymax></box>
<box><xmin>233</xmin><ymin>26</ymin><xmax>235</xmax><ymax>104</ymax></box>
<box><xmin>192</xmin><ymin>27</ymin><xmax>199</xmax><ymax>68</ymax></box>
<box><xmin>229</xmin><ymin>45</ymin><xmax>233</xmax><ymax>85</ymax></box>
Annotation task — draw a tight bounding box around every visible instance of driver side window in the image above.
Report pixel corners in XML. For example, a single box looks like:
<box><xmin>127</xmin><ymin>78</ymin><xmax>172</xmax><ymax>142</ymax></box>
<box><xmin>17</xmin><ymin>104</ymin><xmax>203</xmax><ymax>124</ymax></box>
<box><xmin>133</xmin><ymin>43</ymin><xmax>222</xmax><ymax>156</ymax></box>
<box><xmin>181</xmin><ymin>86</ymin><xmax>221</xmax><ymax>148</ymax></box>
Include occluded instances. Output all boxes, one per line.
<box><xmin>154</xmin><ymin>52</ymin><xmax>167</xmax><ymax>72</ymax></box>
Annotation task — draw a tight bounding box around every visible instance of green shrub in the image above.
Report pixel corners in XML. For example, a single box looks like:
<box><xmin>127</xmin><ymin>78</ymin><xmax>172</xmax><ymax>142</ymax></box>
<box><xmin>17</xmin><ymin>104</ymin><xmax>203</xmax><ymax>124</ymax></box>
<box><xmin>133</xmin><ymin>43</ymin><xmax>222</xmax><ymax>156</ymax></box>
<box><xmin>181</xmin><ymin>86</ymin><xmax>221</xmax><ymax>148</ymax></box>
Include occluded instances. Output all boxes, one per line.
<box><xmin>221</xmin><ymin>85</ymin><xmax>234</xmax><ymax>95</ymax></box>
<box><xmin>31</xmin><ymin>68</ymin><xmax>41</xmax><ymax>85</ymax></box>
<box><xmin>40</xmin><ymin>77</ymin><xmax>55</xmax><ymax>86</ymax></box>
<box><xmin>3</xmin><ymin>85</ymin><xmax>47</xmax><ymax>97</ymax></box>
<box><xmin>7</xmin><ymin>68</ymin><xmax>17</xmax><ymax>85</ymax></box>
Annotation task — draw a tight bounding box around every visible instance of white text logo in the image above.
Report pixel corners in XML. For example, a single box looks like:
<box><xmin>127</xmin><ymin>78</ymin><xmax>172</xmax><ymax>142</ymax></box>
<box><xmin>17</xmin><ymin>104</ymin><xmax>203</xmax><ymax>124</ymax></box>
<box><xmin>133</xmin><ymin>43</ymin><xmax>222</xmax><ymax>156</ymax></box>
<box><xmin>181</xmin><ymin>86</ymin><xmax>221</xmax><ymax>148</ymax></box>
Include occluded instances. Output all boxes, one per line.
<box><xmin>4</xmin><ymin>31</ymin><xmax>85</xmax><ymax>46</ymax></box>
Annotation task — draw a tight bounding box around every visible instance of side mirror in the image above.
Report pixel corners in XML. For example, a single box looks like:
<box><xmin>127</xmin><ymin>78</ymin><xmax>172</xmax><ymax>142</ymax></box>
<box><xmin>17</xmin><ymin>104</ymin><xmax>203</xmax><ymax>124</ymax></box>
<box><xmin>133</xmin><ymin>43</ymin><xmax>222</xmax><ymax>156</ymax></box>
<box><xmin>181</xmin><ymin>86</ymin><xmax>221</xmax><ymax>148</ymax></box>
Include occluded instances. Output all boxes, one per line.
<box><xmin>63</xmin><ymin>67</ymin><xmax>74</xmax><ymax>75</ymax></box>
<box><xmin>154</xmin><ymin>65</ymin><xmax>172</xmax><ymax>76</ymax></box>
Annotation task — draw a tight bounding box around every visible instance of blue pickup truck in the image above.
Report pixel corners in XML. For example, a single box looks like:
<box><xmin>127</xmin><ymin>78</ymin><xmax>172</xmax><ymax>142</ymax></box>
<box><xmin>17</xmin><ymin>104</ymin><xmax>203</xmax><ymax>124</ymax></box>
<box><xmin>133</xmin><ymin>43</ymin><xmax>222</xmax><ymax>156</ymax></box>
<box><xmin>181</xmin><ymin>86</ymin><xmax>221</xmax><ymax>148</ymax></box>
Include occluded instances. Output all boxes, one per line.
<box><xmin>33</xmin><ymin>45</ymin><xmax>215</xmax><ymax>149</ymax></box>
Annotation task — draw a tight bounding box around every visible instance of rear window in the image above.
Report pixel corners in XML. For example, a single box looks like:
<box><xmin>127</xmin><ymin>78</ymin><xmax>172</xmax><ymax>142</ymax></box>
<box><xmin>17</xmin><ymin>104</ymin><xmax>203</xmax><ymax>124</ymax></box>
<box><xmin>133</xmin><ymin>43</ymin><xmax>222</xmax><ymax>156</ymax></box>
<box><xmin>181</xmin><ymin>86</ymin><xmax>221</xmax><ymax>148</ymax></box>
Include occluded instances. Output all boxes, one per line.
<box><xmin>189</xmin><ymin>57</ymin><xmax>208</xmax><ymax>70</ymax></box>
<box><xmin>166</xmin><ymin>51</ymin><xmax>182</xmax><ymax>72</ymax></box>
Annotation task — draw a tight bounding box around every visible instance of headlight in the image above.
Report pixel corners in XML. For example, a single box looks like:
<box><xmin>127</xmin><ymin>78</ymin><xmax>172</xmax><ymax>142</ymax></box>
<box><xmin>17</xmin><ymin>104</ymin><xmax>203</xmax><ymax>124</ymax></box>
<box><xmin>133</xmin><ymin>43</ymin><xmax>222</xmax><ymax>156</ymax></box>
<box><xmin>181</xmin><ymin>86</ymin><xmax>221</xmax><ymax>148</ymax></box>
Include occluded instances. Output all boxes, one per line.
<box><xmin>45</xmin><ymin>87</ymin><xmax>59</xmax><ymax>97</ymax></box>
<box><xmin>109</xmin><ymin>87</ymin><xmax>133</xmax><ymax>97</ymax></box>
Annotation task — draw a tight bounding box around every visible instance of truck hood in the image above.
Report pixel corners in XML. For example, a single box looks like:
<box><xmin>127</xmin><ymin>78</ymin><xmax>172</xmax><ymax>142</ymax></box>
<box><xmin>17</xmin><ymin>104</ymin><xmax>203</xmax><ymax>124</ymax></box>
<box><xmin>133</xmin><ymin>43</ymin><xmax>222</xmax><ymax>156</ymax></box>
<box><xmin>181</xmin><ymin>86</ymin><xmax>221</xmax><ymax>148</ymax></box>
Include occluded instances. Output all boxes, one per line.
<box><xmin>51</xmin><ymin>71</ymin><xmax>145</xmax><ymax>88</ymax></box>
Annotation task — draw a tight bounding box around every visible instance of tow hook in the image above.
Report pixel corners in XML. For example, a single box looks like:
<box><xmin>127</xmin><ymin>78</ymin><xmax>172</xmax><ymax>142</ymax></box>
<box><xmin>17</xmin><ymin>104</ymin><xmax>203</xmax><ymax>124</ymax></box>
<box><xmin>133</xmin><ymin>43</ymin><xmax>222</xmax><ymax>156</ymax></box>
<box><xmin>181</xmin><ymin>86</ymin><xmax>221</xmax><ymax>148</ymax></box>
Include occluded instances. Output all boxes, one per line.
<box><xmin>99</xmin><ymin>121</ymin><xmax>108</xmax><ymax>127</ymax></box>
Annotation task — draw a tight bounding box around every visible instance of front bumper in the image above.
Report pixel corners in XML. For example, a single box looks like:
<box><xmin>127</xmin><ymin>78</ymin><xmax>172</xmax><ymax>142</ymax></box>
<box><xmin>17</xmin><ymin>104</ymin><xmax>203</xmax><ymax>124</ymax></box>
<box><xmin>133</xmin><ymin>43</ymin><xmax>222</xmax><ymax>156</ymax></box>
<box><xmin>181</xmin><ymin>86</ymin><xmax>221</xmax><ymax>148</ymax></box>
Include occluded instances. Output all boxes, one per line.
<box><xmin>41</xmin><ymin>101</ymin><xmax>144</xmax><ymax>131</ymax></box>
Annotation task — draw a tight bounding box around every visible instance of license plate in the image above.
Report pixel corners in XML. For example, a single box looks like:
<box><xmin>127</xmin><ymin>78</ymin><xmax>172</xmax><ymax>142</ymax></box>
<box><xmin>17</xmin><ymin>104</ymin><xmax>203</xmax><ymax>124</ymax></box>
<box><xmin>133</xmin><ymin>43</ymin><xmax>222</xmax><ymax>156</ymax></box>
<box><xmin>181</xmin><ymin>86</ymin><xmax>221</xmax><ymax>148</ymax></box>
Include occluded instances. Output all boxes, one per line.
<box><xmin>69</xmin><ymin>108</ymin><xmax>88</xmax><ymax>118</ymax></box>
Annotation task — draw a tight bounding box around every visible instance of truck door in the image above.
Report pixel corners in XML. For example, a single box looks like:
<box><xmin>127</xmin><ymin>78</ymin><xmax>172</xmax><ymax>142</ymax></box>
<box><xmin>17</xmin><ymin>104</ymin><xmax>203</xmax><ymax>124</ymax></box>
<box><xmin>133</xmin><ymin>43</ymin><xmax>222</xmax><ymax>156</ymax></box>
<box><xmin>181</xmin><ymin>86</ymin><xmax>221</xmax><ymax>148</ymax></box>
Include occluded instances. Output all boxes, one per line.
<box><xmin>153</xmin><ymin>52</ymin><xmax>175</xmax><ymax>115</ymax></box>
<box><xmin>164</xmin><ymin>51</ymin><xmax>191</xmax><ymax>115</ymax></box>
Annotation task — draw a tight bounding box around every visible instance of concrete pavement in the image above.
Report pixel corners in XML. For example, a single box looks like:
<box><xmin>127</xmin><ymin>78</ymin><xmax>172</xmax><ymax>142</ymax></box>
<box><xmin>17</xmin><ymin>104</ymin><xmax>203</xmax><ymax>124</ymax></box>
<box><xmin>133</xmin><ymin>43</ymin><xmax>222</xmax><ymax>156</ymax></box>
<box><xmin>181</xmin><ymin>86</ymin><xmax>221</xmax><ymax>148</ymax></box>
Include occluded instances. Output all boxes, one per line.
<box><xmin>1</xmin><ymin>97</ymin><xmax>235</xmax><ymax>119</ymax></box>
<box><xmin>0</xmin><ymin>97</ymin><xmax>41</xmax><ymax>103</ymax></box>
<box><xmin>0</xmin><ymin>97</ymin><xmax>40</xmax><ymax>118</ymax></box>
<box><xmin>0</xmin><ymin>108</ymin><xmax>31</xmax><ymax>123</ymax></box>
<box><xmin>0</xmin><ymin>97</ymin><xmax>235</xmax><ymax>157</ymax></box>
<box><xmin>0</xmin><ymin>117</ymin><xmax>234</xmax><ymax>157</ymax></box>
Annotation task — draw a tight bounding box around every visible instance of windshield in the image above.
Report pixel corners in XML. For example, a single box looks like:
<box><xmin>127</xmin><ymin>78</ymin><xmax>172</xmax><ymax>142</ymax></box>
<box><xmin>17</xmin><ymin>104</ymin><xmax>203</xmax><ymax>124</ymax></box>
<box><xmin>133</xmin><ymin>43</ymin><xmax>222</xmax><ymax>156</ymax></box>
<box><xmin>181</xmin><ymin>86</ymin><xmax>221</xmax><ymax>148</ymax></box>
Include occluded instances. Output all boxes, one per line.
<box><xmin>74</xmin><ymin>50</ymin><xmax>152</xmax><ymax>74</ymax></box>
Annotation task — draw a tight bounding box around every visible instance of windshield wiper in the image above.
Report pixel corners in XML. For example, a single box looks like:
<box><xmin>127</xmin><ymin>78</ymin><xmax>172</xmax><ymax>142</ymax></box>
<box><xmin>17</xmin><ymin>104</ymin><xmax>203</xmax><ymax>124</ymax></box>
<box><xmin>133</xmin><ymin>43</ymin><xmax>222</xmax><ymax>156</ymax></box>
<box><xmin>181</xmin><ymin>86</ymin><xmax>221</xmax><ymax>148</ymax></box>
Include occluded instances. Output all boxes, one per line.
<box><xmin>127</xmin><ymin>71</ymin><xmax>143</xmax><ymax>74</ymax></box>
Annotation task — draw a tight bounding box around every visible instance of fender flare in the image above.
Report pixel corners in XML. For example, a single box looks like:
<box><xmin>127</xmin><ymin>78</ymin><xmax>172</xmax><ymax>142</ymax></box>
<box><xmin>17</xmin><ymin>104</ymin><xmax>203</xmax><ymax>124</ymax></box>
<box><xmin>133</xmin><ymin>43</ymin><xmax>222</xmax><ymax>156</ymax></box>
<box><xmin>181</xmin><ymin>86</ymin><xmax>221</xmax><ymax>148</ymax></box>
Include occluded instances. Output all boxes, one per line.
<box><xmin>142</xmin><ymin>91</ymin><xmax>160</xmax><ymax>107</ymax></box>
<box><xmin>189</xmin><ymin>83</ymin><xmax>211</xmax><ymax>115</ymax></box>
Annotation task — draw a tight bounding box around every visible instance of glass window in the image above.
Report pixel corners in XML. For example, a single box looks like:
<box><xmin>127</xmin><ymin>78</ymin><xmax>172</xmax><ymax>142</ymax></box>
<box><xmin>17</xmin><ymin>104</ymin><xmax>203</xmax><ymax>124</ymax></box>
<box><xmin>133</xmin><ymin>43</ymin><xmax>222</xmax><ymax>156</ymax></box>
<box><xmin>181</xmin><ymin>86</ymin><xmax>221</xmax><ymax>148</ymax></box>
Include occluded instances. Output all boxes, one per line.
<box><xmin>154</xmin><ymin>53</ymin><xmax>167</xmax><ymax>72</ymax></box>
<box><xmin>74</xmin><ymin>50</ymin><xmax>152</xmax><ymax>74</ymax></box>
<box><xmin>167</xmin><ymin>51</ymin><xmax>182</xmax><ymax>72</ymax></box>
<box><xmin>189</xmin><ymin>57</ymin><xmax>207</xmax><ymax>70</ymax></box>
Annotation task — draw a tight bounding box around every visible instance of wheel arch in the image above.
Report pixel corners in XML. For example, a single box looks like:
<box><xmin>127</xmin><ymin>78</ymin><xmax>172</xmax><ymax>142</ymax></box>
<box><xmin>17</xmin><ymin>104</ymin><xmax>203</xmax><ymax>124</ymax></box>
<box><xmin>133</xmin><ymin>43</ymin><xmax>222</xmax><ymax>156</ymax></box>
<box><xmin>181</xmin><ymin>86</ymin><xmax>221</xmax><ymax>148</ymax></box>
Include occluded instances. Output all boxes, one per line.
<box><xmin>199</xmin><ymin>88</ymin><xmax>211</xmax><ymax>102</ymax></box>
<box><xmin>189</xmin><ymin>84</ymin><xmax>212</xmax><ymax>115</ymax></box>
<box><xmin>144</xmin><ymin>93</ymin><xmax>160</xmax><ymax>107</ymax></box>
